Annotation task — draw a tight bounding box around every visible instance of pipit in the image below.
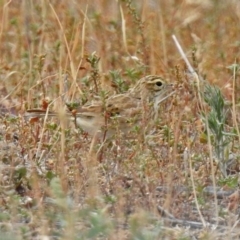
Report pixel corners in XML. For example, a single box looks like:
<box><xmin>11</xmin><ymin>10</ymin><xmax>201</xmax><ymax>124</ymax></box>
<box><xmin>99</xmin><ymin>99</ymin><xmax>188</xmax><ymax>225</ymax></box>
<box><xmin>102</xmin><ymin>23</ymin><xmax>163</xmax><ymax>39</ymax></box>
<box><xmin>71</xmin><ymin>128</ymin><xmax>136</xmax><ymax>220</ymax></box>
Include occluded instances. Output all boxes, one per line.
<box><xmin>26</xmin><ymin>75</ymin><xmax>175</xmax><ymax>138</ymax></box>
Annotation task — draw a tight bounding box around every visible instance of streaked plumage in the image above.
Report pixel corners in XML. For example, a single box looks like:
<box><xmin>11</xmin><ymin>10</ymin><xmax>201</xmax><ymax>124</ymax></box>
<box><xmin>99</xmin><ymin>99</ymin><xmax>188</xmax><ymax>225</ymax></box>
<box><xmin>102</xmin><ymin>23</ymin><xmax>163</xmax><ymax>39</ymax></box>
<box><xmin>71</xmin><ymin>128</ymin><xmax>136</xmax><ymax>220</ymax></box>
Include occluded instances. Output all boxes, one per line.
<box><xmin>26</xmin><ymin>75</ymin><xmax>174</xmax><ymax>138</ymax></box>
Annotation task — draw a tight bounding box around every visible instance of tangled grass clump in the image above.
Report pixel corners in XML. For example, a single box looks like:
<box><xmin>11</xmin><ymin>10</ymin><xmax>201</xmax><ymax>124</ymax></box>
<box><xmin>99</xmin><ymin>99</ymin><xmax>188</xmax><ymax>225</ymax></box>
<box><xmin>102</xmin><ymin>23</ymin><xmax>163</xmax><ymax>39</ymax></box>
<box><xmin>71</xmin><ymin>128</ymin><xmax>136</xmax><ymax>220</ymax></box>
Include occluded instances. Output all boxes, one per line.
<box><xmin>1</xmin><ymin>0</ymin><xmax>240</xmax><ymax>239</ymax></box>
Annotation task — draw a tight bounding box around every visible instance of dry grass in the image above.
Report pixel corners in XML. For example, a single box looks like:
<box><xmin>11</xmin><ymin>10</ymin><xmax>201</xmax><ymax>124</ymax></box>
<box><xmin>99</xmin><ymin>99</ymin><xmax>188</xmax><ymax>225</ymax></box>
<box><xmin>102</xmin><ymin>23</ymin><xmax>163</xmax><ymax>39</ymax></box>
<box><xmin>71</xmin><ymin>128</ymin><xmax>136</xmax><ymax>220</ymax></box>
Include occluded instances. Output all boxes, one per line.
<box><xmin>1</xmin><ymin>0</ymin><xmax>240</xmax><ymax>239</ymax></box>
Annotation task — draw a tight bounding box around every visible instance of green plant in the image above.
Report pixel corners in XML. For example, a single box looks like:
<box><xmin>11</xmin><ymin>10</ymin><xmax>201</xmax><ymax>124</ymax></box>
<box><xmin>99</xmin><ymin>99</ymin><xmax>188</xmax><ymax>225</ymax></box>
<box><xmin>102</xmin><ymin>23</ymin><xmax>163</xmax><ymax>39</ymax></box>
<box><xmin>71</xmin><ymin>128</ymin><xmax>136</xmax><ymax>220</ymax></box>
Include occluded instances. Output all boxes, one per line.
<box><xmin>202</xmin><ymin>83</ymin><xmax>231</xmax><ymax>176</ymax></box>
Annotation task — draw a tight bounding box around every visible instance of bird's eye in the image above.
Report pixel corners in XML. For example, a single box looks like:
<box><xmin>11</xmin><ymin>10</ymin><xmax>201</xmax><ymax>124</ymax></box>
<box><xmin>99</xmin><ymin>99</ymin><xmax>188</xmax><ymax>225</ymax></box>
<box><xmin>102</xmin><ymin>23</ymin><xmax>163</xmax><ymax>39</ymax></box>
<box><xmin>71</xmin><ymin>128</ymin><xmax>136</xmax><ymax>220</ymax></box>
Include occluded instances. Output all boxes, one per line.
<box><xmin>155</xmin><ymin>81</ymin><xmax>163</xmax><ymax>87</ymax></box>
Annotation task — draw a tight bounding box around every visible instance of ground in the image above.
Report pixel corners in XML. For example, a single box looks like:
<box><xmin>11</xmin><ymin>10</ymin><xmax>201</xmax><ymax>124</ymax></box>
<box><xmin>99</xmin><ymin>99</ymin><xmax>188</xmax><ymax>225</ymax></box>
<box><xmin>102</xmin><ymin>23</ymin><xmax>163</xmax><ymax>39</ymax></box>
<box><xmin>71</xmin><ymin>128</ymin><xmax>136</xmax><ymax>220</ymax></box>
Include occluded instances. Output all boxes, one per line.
<box><xmin>0</xmin><ymin>1</ymin><xmax>240</xmax><ymax>239</ymax></box>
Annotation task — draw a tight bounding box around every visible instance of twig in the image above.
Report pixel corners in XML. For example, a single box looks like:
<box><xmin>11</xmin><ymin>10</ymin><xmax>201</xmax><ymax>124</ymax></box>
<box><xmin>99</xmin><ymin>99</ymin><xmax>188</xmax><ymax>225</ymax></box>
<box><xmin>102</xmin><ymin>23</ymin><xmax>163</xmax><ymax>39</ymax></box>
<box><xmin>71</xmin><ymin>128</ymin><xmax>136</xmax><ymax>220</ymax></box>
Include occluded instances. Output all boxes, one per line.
<box><xmin>172</xmin><ymin>35</ymin><xmax>195</xmax><ymax>74</ymax></box>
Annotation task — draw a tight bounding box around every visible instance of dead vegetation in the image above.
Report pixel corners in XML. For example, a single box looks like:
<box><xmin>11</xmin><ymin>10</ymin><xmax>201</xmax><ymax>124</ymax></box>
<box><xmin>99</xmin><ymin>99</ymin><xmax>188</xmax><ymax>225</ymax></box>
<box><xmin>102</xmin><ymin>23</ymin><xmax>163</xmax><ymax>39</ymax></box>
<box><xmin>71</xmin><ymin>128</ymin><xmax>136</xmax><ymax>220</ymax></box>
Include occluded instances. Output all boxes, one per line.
<box><xmin>1</xmin><ymin>0</ymin><xmax>240</xmax><ymax>239</ymax></box>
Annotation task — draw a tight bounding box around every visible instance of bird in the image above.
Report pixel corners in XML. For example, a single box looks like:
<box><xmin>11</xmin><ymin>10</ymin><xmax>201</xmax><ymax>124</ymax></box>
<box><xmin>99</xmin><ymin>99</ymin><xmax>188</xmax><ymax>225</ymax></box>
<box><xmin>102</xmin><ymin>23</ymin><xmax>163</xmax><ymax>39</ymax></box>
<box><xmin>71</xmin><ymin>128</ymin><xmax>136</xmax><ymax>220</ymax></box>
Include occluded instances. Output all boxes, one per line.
<box><xmin>25</xmin><ymin>75</ymin><xmax>175</xmax><ymax>139</ymax></box>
